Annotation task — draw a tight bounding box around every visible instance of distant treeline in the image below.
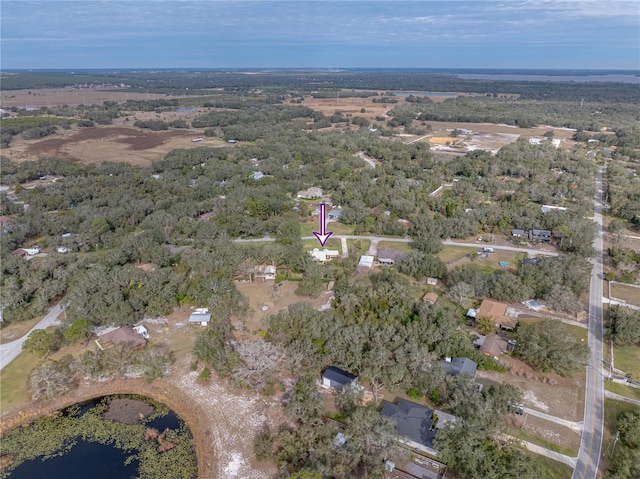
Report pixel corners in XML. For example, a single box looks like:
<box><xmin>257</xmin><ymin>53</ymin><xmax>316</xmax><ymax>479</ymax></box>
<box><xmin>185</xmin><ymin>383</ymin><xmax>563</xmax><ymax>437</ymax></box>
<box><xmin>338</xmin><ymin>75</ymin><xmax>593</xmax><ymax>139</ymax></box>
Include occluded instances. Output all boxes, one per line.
<box><xmin>2</xmin><ymin>70</ymin><xmax>639</xmax><ymax>102</ymax></box>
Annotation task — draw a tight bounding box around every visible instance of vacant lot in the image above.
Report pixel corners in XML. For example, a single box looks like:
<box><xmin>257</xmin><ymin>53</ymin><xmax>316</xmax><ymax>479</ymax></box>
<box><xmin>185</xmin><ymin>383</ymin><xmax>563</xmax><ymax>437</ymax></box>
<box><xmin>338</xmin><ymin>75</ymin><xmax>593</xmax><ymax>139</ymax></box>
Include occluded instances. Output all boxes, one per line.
<box><xmin>613</xmin><ymin>344</ymin><xmax>640</xmax><ymax>379</ymax></box>
<box><xmin>235</xmin><ymin>280</ymin><xmax>332</xmax><ymax>334</ymax></box>
<box><xmin>609</xmin><ymin>282</ymin><xmax>640</xmax><ymax>307</ymax></box>
<box><xmin>5</xmin><ymin>125</ymin><xmax>200</xmax><ymax>165</ymax></box>
<box><xmin>478</xmin><ymin>353</ymin><xmax>586</xmax><ymax>422</ymax></box>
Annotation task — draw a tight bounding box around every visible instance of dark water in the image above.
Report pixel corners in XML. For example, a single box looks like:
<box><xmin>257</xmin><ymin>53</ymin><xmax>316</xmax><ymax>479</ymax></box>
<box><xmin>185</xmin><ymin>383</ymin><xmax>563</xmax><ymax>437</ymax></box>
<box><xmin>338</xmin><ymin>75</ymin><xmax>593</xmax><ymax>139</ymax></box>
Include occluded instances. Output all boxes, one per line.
<box><xmin>175</xmin><ymin>107</ymin><xmax>199</xmax><ymax>112</ymax></box>
<box><xmin>9</xmin><ymin>439</ymin><xmax>139</xmax><ymax>479</ymax></box>
<box><xmin>456</xmin><ymin>73</ymin><xmax>640</xmax><ymax>84</ymax></box>
<box><xmin>7</xmin><ymin>397</ymin><xmax>183</xmax><ymax>479</ymax></box>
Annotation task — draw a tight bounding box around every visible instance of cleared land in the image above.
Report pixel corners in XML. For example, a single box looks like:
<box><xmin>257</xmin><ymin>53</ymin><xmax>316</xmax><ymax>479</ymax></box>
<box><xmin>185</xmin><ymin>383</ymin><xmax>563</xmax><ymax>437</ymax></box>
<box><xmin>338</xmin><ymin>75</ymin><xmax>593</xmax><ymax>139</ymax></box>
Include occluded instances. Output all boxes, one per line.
<box><xmin>0</xmin><ymin>88</ymin><xmax>173</xmax><ymax>109</ymax></box>
<box><xmin>609</xmin><ymin>283</ymin><xmax>640</xmax><ymax>307</ymax></box>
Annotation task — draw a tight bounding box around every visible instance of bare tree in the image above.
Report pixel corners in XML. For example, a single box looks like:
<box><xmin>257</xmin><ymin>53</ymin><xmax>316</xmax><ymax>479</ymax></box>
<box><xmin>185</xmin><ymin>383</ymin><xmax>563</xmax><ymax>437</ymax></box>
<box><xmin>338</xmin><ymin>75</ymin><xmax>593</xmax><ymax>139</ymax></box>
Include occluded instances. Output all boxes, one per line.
<box><xmin>233</xmin><ymin>340</ymin><xmax>284</xmax><ymax>390</ymax></box>
<box><xmin>29</xmin><ymin>357</ymin><xmax>75</xmax><ymax>400</ymax></box>
<box><xmin>446</xmin><ymin>281</ymin><xmax>474</xmax><ymax>304</ymax></box>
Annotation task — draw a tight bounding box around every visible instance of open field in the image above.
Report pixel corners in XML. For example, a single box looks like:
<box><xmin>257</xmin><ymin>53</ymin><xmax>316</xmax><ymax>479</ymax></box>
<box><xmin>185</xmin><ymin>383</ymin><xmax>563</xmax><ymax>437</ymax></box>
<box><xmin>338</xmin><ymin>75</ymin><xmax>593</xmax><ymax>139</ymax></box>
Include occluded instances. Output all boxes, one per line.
<box><xmin>609</xmin><ymin>282</ymin><xmax>640</xmax><ymax>307</ymax></box>
<box><xmin>508</xmin><ymin>416</ymin><xmax>580</xmax><ymax>457</ymax></box>
<box><xmin>0</xmin><ymin>87</ymin><xmax>174</xmax><ymax>109</ymax></box>
<box><xmin>613</xmin><ymin>344</ymin><xmax>640</xmax><ymax>380</ymax></box>
<box><xmin>437</xmin><ymin>245</ymin><xmax>476</xmax><ymax>264</ymax></box>
<box><xmin>299</xmin><ymin>220</ymin><xmax>354</xmax><ymax>237</ymax></box>
<box><xmin>525</xmin><ymin>451</ymin><xmax>573</xmax><ymax>479</ymax></box>
<box><xmin>3</xmin><ymin>124</ymin><xmax>203</xmax><ymax>165</ymax></box>
<box><xmin>477</xmin><ymin>350</ymin><xmax>586</xmax><ymax>423</ymax></box>
<box><xmin>235</xmin><ymin>280</ymin><xmax>332</xmax><ymax>334</ymax></box>
<box><xmin>0</xmin><ymin>349</ymin><xmax>43</xmax><ymax>413</ymax></box>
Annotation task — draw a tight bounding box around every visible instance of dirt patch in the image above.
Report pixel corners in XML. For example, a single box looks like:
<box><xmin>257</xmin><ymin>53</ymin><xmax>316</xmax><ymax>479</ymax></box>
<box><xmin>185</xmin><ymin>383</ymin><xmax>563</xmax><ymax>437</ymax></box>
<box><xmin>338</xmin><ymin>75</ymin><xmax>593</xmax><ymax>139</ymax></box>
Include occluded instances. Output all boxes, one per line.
<box><xmin>234</xmin><ymin>280</ymin><xmax>333</xmax><ymax>334</ymax></box>
<box><xmin>103</xmin><ymin>398</ymin><xmax>155</xmax><ymax>425</ymax></box>
<box><xmin>477</xmin><ymin>355</ymin><xmax>586</xmax><ymax>422</ymax></box>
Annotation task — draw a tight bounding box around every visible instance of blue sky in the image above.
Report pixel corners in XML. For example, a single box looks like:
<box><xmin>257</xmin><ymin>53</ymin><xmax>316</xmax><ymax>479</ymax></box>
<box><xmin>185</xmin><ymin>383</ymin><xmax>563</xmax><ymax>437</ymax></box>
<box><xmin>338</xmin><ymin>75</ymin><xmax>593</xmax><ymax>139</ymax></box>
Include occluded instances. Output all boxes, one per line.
<box><xmin>1</xmin><ymin>0</ymin><xmax>639</xmax><ymax>70</ymax></box>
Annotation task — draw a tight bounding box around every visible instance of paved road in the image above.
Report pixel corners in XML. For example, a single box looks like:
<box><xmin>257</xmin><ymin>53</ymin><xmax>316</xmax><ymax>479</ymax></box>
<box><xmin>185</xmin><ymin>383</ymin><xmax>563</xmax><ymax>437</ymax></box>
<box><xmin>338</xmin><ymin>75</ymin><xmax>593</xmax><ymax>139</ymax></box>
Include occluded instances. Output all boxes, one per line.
<box><xmin>234</xmin><ymin>234</ymin><xmax>560</xmax><ymax>258</ymax></box>
<box><xmin>572</xmin><ymin>168</ymin><xmax>605</xmax><ymax>479</ymax></box>
<box><xmin>0</xmin><ymin>303</ymin><xmax>63</xmax><ymax>371</ymax></box>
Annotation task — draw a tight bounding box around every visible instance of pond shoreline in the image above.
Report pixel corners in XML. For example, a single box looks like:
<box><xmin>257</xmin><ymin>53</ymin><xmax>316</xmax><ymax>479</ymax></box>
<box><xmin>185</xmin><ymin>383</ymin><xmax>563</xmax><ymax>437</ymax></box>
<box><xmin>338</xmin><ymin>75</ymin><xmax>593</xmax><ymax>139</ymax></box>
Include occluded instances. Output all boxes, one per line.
<box><xmin>0</xmin><ymin>378</ymin><xmax>210</xmax><ymax>479</ymax></box>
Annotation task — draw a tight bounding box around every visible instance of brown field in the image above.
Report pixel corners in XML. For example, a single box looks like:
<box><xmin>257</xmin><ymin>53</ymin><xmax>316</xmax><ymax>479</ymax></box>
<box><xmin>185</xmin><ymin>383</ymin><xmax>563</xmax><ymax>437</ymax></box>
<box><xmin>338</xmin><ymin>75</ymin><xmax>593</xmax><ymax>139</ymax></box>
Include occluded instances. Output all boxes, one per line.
<box><xmin>1</xmin><ymin>88</ymin><xmax>176</xmax><ymax>109</ymax></box>
<box><xmin>4</xmin><ymin>124</ymin><xmax>210</xmax><ymax>166</ymax></box>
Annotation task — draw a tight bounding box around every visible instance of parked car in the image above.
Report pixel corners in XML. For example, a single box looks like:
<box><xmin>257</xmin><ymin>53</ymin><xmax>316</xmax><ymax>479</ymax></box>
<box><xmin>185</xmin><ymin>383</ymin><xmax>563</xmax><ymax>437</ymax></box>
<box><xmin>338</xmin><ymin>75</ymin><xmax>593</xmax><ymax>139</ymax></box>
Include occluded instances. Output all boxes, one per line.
<box><xmin>24</xmin><ymin>247</ymin><xmax>40</xmax><ymax>255</ymax></box>
<box><xmin>482</xmin><ymin>247</ymin><xmax>495</xmax><ymax>253</ymax></box>
<box><xmin>56</xmin><ymin>245</ymin><xmax>69</xmax><ymax>253</ymax></box>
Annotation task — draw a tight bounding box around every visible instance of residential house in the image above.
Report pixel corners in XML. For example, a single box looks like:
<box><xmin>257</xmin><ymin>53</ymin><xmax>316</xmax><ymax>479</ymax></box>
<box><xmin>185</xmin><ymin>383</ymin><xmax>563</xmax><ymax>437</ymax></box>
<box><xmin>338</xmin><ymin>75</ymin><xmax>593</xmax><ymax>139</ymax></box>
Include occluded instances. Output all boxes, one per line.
<box><xmin>189</xmin><ymin>308</ymin><xmax>212</xmax><ymax>326</ymax></box>
<box><xmin>309</xmin><ymin>248</ymin><xmax>340</xmax><ymax>262</ymax></box>
<box><xmin>529</xmin><ymin>229</ymin><xmax>552</xmax><ymax>242</ymax></box>
<box><xmin>422</xmin><ymin>292</ymin><xmax>438</xmax><ymax>305</ymax></box>
<box><xmin>439</xmin><ymin>357</ymin><xmax>477</xmax><ymax>377</ymax></box>
<box><xmin>477</xmin><ymin>299</ymin><xmax>517</xmax><ymax>330</ymax></box>
<box><xmin>327</xmin><ymin>209</ymin><xmax>343</xmax><ymax>221</ymax></box>
<box><xmin>511</xmin><ymin>229</ymin><xmax>527</xmax><ymax>238</ymax></box>
<box><xmin>321</xmin><ymin>366</ymin><xmax>358</xmax><ymax>392</ymax></box>
<box><xmin>251</xmin><ymin>171</ymin><xmax>265</xmax><ymax>181</ymax></box>
<box><xmin>376</xmin><ymin>248</ymin><xmax>405</xmax><ymax>265</ymax></box>
<box><xmin>297</xmin><ymin>187</ymin><xmax>323</xmax><ymax>199</ymax></box>
<box><xmin>381</xmin><ymin>399</ymin><xmax>455</xmax><ymax>456</ymax></box>
<box><xmin>96</xmin><ymin>326</ymin><xmax>146</xmax><ymax>350</ymax></box>
<box><xmin>541</xmin><ymin>205</ymin><xmax>567</xmax><ymax>214</ymax></box>
<box><xmin>426</xmin><ymin>277</ymin><xmax>438</xmax><ymax>286</ymax></box>
<box><xmin>479</xmin><ymin>334</ymin><xmax>508</xmax><ymax>360</ymax></box>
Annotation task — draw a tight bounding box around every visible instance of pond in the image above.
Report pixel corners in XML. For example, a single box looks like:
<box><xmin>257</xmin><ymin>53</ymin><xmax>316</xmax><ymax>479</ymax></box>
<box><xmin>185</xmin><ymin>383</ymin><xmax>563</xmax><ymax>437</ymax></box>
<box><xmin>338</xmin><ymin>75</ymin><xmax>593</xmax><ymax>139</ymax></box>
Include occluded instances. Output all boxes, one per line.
<box><xmin>9</xmin><ymin>439</ymin><xmax>139</xmax><ymax>479</ymax></box>
<box><xmin>2</xmin><ymin>395</ymin><xmax>196</xmax><ymax>479</ymax></box>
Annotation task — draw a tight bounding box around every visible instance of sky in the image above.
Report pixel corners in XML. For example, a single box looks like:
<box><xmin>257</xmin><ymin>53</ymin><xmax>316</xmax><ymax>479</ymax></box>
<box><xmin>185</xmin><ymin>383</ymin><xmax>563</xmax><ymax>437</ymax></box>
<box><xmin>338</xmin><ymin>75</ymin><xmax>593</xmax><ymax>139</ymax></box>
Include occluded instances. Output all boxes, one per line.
<box><xmin>1</xmin><ymin>0</ymin><xmax>639</xmax><ymax>70</ymax></box>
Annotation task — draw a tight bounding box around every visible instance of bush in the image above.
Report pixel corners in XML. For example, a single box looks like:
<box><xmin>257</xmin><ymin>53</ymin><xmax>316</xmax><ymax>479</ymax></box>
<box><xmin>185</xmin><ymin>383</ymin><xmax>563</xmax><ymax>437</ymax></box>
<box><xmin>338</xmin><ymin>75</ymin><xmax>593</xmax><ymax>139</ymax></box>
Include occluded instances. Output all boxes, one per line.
<box><xmin>198</xmin><ymin>365</ymin><xmax>211</xmax><ymax>382</ymax></box>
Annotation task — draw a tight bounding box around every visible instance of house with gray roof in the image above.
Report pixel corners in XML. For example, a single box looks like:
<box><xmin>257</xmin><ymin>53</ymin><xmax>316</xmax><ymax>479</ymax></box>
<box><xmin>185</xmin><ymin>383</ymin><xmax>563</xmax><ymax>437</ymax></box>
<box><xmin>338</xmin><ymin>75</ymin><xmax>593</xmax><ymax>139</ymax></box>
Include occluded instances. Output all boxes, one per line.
<box><xmin>439</xmin><ymin>357</ymin><xmax>477</xmax><ymax>377</ymax></box>
<box><xmin>321</xmin><ymin>366</ymin><xmax>358</xmax><ymax>392</ymax></box>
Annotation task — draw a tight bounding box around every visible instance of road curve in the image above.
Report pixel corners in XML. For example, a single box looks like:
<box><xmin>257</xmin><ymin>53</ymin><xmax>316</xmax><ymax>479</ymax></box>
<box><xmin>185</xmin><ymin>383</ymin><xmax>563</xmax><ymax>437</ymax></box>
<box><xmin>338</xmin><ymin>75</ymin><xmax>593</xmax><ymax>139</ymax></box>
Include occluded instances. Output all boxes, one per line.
<box><xmin>572</xmin><ymin>168</ymin><xmax>605</xmax><ymax>479</ymax></box>
<box><xmin>0</xmin><ymin>303</ymin><xmax>63</xmax><ymax>371</ymax></box>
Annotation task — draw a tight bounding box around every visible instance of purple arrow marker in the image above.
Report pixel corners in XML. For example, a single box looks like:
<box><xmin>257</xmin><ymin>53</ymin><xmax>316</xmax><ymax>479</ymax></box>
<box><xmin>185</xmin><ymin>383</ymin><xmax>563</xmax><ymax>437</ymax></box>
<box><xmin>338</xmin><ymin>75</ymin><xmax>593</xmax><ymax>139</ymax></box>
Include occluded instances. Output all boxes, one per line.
<box><xmin>313</xmin><ymin>203</ymin><xmax>333</xmax><ymax>247</ymax></box>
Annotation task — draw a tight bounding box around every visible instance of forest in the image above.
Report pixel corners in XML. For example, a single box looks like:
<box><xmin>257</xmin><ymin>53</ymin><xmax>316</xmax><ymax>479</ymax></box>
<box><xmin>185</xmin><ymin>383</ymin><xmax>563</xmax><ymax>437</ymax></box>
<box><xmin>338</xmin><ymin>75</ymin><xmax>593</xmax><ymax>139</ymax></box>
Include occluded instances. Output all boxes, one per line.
<box><xmin>1</xmin><ymin>72</ymin><xmax>638</xmax><ymax>478</ymax></box>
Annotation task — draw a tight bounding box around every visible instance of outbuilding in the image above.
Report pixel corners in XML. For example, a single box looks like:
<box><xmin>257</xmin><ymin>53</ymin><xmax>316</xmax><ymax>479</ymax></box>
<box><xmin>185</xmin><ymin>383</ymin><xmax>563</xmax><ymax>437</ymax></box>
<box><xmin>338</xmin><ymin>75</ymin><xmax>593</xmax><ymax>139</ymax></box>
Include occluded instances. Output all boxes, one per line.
<box><xmin>321</xmin><ymin>366</ymin><xmax>358</xmax><ymax>392</ymax></box>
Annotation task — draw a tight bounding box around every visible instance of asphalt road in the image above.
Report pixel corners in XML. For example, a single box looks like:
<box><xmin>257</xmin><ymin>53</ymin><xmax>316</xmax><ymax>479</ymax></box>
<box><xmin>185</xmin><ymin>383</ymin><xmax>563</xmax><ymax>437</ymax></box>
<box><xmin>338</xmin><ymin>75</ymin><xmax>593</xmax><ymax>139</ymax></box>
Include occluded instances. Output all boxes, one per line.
<box><xmin>235</xmin><ymin>234</ymin><xmax>559</xmax><ymax>258</ymax></box>
<box><xmin>0</xmin><ymin>303</ymin><xmax>63</xmax><ymax>371</ymax></box>
<box><xmin>572</xmin><ymin>168</ymin><xmax>605</xmax><ymax>479</ymax></box>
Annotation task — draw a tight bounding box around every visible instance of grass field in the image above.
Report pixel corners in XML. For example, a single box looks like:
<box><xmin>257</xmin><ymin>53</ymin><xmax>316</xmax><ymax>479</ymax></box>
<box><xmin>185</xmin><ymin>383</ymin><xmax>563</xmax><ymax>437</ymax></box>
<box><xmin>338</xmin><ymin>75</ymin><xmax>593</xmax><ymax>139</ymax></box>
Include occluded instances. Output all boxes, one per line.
<box><xmin>613</xmin><ymin>344</ymin><xmax>640</xmax><ymax>379</ymax></box>
<box><xmin>347</xmin><ymin>239</ymin><xmax>371</xmax><ymax>256</ymax></box>
<box><xmin>0</xmin><ymin>351</ymin><xmax>42</xmax><ymax>413</ymax></box>
<box><xmin>299</xmin><ymin>220</ymin><xmax>354</xmax><ymax>237</ymax></box>
<box><xmin>377</xmin><ymin>241</ymin><xmax>413</xmax><ymax>253</ymax></box>
<box><xmin>509</xmin><ymin>427</ymin><xmax>579</xmax><ymax>457</ymax></box>
<box><xmin>610</xmin><ymin>283</ymin><xmax>640</xmax><ymax>307</ymax></box>
<box><xmin>525</xmin><ymin>450</ymin><xmax>573</xmax><ymax>479</ymax></box>
<box><xmin>437</xmin><ymin>245</ymin><xmax>476</xmax><ymax>263</ymax></box>
<box><xmin>605</xmin><ymin>380</ymin><xmax>640</xmax><ymax>400</ymax></box>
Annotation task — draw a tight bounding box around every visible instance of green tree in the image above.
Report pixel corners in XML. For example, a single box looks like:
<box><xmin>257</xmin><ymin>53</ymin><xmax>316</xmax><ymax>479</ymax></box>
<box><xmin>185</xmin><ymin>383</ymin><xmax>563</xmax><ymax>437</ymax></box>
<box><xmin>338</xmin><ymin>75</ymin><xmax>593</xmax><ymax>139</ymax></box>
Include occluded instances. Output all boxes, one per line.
<box><xmin>476</xmin><ymin>316</ymin><xmax>496</xmax><ymax>335</ymax></box>
<box><xmin>63</xmin><ymin>319</ymin><xmax>93</xmax><ymax>345</ymax></box>
<box><xmin>618</xmin><ymin>410</ymin><xmax>640</xmax><ymax>448</ymax></box>
<box><xmin>515</xmin><ymin>319</ymin><xmax>589</xmax><ymax>375</ymax></box>
<box><xmin>609</xmin><ymin>306</ymin><xmax>640</xmax><ymax>346</ymax></box>
<box><xmin>22</xmin><ymin>329</ymin><xmax>58</xmax><ymax>358</ymax></box>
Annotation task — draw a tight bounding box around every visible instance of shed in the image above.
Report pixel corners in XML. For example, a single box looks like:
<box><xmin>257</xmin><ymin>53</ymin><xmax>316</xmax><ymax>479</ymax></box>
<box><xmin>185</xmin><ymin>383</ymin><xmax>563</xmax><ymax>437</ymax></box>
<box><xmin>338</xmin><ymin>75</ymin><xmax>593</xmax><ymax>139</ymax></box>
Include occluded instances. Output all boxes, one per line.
<box><xmin>512</xmin><ymin>229</ymin><xmax>526</xmax><ymax>237</ymax></box>
<box><xmin>189</xmin><ymin>308</ymin><xmax>212</xmax><ymax>326</ymax></box>
<box><xmin>422</xmin><ymin>292</ymin><xmax>438</xmax><ymax>305</ymax></box>
<box><xmin>322</xmin><ymin>366</ymin><xmax>358</xmax><ymax>392</ymax></box>
<box><xmin>426</xmin><ymin>277</ymin><xmax>438</xmax><ymax>286</ymax></box>
<box><xmin>358</xmin><ymin>255</ymin><xmax>374</xmax><ymax>269</ymax></box>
